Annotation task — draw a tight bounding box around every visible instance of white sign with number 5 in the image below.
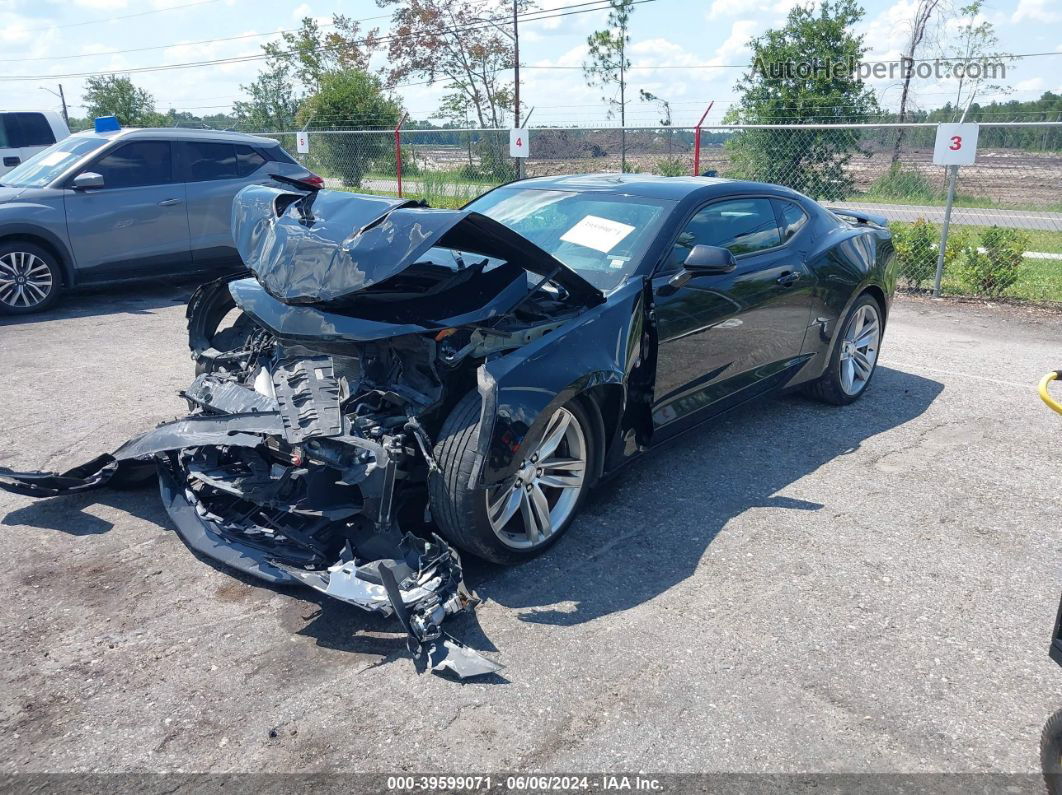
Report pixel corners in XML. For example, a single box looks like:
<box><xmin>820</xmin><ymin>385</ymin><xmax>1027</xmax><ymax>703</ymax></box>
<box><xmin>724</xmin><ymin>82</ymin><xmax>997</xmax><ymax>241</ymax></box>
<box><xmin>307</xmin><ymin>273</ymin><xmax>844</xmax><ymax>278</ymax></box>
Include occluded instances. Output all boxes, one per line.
<box><xmin>296</xmin><ymin>131</ymin><xmax>309</xmax><ymax>154</ymax></box>
<box><xmin>932</xmin><ymin>123</ymin><xmax>978</xmax><ymax>166</ymax></box>
<box><xmin>509</xmin><ymin>128</ymin><xmax>529</xmax><ymax>158</ymax></box>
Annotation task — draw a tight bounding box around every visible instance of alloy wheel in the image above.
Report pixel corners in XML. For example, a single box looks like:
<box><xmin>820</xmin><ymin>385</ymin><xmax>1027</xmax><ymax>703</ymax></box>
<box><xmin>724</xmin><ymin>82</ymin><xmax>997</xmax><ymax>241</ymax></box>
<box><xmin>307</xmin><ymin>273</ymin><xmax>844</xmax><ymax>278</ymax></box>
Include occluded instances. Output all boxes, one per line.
<box><xmin>485</xmin><ymin>406</ymin><xmax>588</xmax><ymax>549</ymax></box>
<box><xmin>0</xmin><ymin>251</ymin><xmax>53</xmax><ymax>310</ymax></box>
<box><xmin>838</xmin><ymin>302</ymin><xmax>880</xmax><ymax>396</ymax></box>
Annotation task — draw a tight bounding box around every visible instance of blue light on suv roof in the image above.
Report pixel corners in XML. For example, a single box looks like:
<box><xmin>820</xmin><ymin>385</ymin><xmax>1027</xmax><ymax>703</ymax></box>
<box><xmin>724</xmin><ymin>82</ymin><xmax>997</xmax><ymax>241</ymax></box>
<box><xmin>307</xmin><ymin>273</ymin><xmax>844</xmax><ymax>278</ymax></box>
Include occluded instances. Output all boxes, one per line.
<box><xmin>94</xmin><ymin>116</ymin><xmax>121</xmax><ymax>133</ymax></box>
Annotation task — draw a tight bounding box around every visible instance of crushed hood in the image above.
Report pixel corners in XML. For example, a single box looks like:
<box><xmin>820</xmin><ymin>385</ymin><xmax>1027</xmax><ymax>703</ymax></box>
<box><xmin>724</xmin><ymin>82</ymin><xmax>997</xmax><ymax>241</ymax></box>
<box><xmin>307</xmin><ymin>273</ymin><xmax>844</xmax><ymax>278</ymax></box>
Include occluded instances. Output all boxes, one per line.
<box><xmin>232</xmin><ymin>185</ymin><xmax>604</xmax><ymax>307</ymax></box>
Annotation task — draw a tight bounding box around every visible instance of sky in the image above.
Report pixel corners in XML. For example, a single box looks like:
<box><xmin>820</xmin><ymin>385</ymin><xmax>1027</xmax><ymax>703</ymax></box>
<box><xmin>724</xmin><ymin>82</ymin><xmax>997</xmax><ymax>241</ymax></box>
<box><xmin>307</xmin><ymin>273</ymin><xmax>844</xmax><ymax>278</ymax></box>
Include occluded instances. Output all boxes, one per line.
<box><xmin>0</xmin><ymin>0</ymin><xmax>1060</xmax><ymax>129</ymax></box>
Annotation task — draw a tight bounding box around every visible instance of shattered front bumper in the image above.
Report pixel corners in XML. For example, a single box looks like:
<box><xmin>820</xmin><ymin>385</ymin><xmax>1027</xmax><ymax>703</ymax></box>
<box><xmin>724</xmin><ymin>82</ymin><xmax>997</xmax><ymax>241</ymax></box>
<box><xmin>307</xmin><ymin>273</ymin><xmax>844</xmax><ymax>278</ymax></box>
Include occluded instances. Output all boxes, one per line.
<box><xmin>0</xmin><ymin>376</ymin><xmax>500</xmax><ymax>680</ymax></box>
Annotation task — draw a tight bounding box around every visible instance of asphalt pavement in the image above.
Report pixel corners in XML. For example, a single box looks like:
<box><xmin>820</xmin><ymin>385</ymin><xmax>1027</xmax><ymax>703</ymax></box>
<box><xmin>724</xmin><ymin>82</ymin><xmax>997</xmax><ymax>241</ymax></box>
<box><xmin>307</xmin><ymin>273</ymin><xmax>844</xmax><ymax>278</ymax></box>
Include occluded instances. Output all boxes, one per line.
<box><xmin>0</xmin><ymin>286</ymin><xmax>1059</xmax><ymax>775</ymax></box>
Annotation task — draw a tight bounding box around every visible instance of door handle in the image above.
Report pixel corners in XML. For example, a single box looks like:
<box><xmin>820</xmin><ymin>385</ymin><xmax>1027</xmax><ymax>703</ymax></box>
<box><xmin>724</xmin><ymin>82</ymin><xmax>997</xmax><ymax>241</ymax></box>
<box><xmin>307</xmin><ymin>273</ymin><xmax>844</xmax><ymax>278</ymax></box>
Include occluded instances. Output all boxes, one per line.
<box><xmin>776</xmin><ymin>271</ymin><xmax>801</xmax><ymax>287</ymax></box>
<box><xmin>157</xmin><ymin>198</ymin><xmax>182</xmax><ymax>207</ymax></box>
<box><xmin>3</xmin><ymin>156</ymin><xmax>19</xmax><ymax>167</ymax></box>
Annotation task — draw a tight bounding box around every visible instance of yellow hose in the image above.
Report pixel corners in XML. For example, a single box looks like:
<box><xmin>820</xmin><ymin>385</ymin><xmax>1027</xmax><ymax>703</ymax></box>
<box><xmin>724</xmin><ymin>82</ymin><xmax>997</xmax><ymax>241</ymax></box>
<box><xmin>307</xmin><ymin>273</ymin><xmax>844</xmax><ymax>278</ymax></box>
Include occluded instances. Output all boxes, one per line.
<box><xmin>1040</xmin><ymin>371</ymin><xmax>1062</xmax><ymax>416</ymax></box>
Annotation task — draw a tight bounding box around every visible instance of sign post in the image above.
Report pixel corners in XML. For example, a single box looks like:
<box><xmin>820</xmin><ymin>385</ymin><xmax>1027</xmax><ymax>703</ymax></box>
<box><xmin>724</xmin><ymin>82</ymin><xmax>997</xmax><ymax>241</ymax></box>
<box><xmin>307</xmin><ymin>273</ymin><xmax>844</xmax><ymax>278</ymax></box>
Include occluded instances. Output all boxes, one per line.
<box><xmin>931</xmin><ymin>123</ymin><xmax>979</xmax><ymax>297</ymax></box>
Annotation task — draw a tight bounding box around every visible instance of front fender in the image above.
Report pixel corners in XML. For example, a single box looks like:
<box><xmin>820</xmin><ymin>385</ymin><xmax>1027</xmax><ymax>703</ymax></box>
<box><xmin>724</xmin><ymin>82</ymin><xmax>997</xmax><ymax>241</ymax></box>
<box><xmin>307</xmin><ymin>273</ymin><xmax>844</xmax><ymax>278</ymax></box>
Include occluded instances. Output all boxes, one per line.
<box><xmin>473</xmin><ymin>279</ymin><xmax>654</xmax><ymax>487</ymax></box>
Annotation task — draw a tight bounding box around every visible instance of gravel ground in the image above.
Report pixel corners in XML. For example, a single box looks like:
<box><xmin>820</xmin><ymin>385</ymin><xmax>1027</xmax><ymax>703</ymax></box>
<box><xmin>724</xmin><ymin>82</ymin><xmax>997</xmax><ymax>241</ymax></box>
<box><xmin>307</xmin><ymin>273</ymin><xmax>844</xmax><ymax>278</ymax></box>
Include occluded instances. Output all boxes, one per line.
<box><xmin>0</xmin><ymin>286</ymin><xmax>1059</xmax><ymax>775</ymax></box>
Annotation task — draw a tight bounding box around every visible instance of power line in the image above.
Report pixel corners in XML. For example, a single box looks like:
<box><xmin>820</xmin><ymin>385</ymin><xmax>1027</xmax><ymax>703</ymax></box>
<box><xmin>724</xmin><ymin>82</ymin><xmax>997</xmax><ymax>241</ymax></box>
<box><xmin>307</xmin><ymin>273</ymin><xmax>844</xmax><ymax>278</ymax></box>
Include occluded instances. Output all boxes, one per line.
<box><xmin>0</xmin><ymin>0</ymin><xmax>646</xmax><ymax>81</ymax></box>
<box><xmin>0</xmin><ymin>12</ymin><xmax>396</xmax><ymax>64</ymax></box>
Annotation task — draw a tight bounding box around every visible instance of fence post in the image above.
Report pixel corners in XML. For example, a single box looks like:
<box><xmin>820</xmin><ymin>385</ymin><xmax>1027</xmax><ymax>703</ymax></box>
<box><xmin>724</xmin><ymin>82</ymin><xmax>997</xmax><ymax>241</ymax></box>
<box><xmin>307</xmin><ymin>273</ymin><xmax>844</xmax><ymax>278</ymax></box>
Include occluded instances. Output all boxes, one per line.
<box><xmin>932</xmin><ymin>164</ymin><xmax>959</xmax><ymax>298</ymax></box>
<box><xmin>692</xmin><ymin>102</ymin><xmax>714</xmax><ymax>176</ymax></box>
<box><xmin>394</xmin><ymin>113</ymin><xmax>407</xmax><ymax>198</ymax></box>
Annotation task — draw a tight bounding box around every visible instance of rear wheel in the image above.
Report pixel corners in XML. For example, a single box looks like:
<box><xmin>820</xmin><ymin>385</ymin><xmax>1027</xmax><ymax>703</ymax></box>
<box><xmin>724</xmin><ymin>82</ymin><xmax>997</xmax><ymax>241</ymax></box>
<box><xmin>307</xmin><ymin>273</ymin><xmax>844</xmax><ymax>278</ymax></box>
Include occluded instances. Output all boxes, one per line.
<box><xmin>0</xmin><ymin>242</ymin><xmax>61</xmax><ymax>315</ymax></box>
<box><xmin>1044</xmin><ymin>708</ymin><xmax>1062</xmax><ymax>795</ymax></box>
<box><xmin>804</xmin><ymin>293</ymin><xmax>882</xmax><ymax>405</ymax></box>
<box><xmin>429</xmin><ymin>391</ymin><xmax>595</xmax><ymax>564</ymax></box>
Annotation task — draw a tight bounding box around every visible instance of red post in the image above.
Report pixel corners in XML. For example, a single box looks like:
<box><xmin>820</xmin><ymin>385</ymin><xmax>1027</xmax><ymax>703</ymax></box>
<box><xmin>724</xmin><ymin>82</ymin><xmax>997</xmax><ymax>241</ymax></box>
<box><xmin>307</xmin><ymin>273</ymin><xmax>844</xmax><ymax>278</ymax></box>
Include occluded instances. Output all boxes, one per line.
<box><xmin>693</xmin><ymin>101</ymin><xmax>714</xmax><ymax>177</ymax></box>
<box><xmin>394</xmin><ymin>113</ymin><xmax>407</xmax><ymax>198</ymax></box>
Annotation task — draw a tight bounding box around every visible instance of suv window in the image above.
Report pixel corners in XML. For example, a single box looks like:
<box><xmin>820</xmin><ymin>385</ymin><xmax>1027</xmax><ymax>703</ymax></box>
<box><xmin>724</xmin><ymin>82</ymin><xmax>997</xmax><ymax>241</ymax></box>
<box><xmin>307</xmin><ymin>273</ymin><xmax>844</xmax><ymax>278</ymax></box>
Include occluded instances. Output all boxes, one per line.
<box><xmin>672</xmin><ymin>197</ymin><xmax>782</xmax><ymax>264</ymax></box>
<box><xmin>2</xmin><ymin>113</ymin><xmax>57</xmax><ymax>148</ymax></box>
<box><xmin>776</xmin><ymin>200</ymin><xmax>808</xmax><ymax>242</ymax></box>
<box><xmin>236</xmin><ymin>145</ymin><xmax>267</xmax><ymax>177</ymax></box>
<box><xmin>92</xmin><ymin>140</ymin><xmax>173</xmax><ymax>189</ymax></box>
<box><xmin>182</xmin><ymin>141</ymin><xmax>237</xmax><ymax>181</ymax></box>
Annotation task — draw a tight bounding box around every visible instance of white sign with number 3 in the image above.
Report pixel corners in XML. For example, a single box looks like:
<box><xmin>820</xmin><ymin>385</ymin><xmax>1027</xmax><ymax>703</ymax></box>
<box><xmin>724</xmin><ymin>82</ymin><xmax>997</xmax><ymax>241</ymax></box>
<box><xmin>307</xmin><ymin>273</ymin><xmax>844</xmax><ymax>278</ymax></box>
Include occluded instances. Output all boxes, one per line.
<box><xmin>509</xmin><ymin>128</ymin><xmax>529</xmax><ymax>158</ymax></box>
<box><xmin>933</xmin><ymin>123</ymin><xmax>978</xmax><ymax>166</ymax></box>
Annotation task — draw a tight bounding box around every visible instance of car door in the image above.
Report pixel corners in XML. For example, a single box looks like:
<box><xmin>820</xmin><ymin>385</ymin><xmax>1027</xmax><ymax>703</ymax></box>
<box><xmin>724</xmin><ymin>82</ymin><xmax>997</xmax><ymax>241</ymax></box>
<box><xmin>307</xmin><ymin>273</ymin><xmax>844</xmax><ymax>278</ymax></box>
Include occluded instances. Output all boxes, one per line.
<box><xmin>651</xmin><ymin>196</ymin><xmax>815</xmax><ymax>434</ymax></box>
<box><xmin>180</xmin><ymin>140</ymin><xmax>270</xmax><ymax>270</ymax></box>
<box><xmin>63</xmin><ymin>139</ymin><xmax>191</xmax><ymax>282</ymax></box>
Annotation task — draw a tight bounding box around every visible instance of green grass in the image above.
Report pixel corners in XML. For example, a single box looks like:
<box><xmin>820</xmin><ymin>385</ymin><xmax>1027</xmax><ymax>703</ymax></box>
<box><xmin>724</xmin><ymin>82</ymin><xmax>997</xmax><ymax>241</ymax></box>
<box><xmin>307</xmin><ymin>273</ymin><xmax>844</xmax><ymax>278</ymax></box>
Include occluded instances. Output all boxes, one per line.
<box><xmin>890</xmin><ymin>219</ymin><xmax>1062</xmax><ymax>302</ymax></box>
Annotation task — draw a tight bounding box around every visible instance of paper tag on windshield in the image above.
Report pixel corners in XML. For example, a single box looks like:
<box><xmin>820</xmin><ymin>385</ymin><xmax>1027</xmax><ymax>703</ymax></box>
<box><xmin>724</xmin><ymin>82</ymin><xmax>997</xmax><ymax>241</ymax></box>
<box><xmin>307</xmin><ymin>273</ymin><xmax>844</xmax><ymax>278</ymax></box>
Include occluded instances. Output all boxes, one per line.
<box><xmin>560</xmin><ymin>215</ymin><xmax>635</xmax><ymax>254</ymax></box>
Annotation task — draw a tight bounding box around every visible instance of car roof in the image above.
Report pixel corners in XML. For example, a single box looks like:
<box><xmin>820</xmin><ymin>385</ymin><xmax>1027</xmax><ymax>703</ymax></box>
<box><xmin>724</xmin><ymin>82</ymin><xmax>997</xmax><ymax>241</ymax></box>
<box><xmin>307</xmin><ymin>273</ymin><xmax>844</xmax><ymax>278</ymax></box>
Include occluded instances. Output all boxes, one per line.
<box><xmin>67</xmin><ymin>127</ymin><xmax>282</xmax><ymax>147</ymax></box>
<box><xmin>510</xmin><ymin>173</ymin><xmax>807</xmax><ymax>202</ymax></box>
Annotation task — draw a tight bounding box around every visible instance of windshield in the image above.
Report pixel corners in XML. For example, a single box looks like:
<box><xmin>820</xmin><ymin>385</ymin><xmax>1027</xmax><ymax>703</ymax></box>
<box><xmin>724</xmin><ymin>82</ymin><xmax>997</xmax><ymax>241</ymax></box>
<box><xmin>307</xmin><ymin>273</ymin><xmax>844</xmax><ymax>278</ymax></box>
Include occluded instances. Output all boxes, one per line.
<box><xmin>1</xmin><ymin>136</ymin><xmax>108</xmax><ymax>188</ymax></box>
<box><xmin>465</xmin><ymin>188</ymin><xmax>673</xmax><ymax>290</ymax></box>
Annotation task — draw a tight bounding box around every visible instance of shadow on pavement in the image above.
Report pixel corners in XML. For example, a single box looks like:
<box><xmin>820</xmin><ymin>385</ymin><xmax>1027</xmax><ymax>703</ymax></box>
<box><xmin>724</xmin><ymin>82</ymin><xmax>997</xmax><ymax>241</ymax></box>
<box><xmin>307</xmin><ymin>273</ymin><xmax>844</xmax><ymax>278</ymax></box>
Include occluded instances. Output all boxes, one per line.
<box><xmin>471</xmin><ymin>365</ymin><xmax>943</xmax><ymax>626</ymax></box>
<box><xmin>0</xmin><ymin>279</ymin><xmax>199</xmax><ymax>327</ymax></box>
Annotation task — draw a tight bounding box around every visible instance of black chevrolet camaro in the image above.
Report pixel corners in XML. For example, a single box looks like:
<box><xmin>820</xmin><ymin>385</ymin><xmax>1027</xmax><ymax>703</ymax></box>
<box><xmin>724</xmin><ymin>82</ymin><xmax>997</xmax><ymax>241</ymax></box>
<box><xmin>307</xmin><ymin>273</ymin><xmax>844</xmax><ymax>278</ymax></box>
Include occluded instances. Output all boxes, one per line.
<box><xmin>0</xmin><ymin>174</ymin><xmax>896</xmax><ymax>676</ymax></box>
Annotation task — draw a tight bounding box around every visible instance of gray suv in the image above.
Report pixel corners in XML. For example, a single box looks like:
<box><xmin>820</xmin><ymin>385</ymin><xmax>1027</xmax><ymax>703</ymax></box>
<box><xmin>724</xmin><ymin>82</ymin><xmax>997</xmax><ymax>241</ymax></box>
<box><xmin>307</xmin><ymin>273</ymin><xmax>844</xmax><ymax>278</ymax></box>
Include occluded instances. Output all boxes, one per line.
<box><xmin>0</xmin><ymin>127</ymin><xmax>316</xmax><ymax>314</ymax></box>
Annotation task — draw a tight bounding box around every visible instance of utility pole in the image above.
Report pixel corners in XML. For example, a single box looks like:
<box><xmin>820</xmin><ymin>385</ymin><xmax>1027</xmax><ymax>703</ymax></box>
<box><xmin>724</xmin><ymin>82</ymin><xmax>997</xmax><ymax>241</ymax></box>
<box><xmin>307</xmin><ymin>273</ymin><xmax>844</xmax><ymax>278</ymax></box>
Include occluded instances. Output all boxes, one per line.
<box><xmin>513</xmin><ymin>0</ymin><xmax>524</xmax><ymax>180</ymax></box>
<box><xmin>58</xmin><ymin>85</ymin><xmax>69</xmax><ymax>127</ymax></box>
<box><xmin>619</xmin><ymin>30</ymin><xmax>626</xmax><ymax>173</ymax></box>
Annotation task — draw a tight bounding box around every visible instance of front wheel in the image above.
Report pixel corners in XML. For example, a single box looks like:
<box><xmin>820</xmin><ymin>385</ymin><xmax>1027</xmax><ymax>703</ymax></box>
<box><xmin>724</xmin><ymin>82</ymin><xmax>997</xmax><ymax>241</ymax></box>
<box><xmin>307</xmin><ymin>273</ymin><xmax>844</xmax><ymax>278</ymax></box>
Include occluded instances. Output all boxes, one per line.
<box><xmin>1044</xmin><ymin>708</ymin><xmax>1062</xmax><ymax>795</ymax></box>
<box><xmin>0</xmin><ymin>242</ymin><xmax>62</xmax><ymax>315</ymax></box>
<box><xmin>429</xmin><ymin>391</ymin><xmax>595</xmax><ymax>564</ymax></box>
<box><xmin>804</xmin><ymin>293</ymin><xmax>882</xmax><ymax>405</ymax></box>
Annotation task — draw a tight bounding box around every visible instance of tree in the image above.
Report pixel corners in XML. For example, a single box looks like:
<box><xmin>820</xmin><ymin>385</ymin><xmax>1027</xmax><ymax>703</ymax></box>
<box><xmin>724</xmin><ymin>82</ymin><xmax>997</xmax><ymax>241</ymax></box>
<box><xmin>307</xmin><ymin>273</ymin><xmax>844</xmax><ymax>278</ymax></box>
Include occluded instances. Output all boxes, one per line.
<box><xmin>263</xmin><ymin>14</ymin><xmax>379</xmax><ymax>94</ymax></box>
<box><xmin>233</xmin><ymin>64</ymin><xmax>300</xmax><ymax>131</ymax></box>
<box><xmin>891</xmin><ymin>0</ymin><xmax>943</xmax><ymax>163</ymax></box>
<box><xmin>639</xmin><ymin>88</ymin><xmax>672</xmax><ymax>154</ymax></box>
<box><xmin>724</xmin><ymin>0</ymin><xmax>879</xmax><ymax>200</ymax></box>
<box><xmin>296</xmin><ymin>69</ymin><xmax>403</xmax><ymax>186</ymax></box>
<box><xmin>234</xmin><ymin>14</ymin><xmax>379</xmax><ymax>132</ymax></box>
<box><xmin>945</xmin><ymin>0</ymin><xmax>1014</xmax><ymax>119</ymax></box>
<box><xmin>376</xmin><ymin>0</ymin><xmax>521</xmax><ymax>129</ymax></box>
<box><xmin>583</xmin><ymin>0</ymin><xmax>634</xmax><ymax>170</ymax></box>
<box><xmin>82</xmin><ymin>75</ymin><xmax>157</xmax><ymax>126</ymax></box>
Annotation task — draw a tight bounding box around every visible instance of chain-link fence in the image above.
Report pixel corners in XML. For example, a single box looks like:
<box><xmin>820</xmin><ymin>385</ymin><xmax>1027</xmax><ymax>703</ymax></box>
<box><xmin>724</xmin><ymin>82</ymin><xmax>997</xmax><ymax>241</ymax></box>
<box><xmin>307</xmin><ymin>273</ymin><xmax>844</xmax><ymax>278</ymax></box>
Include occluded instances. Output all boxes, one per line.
<box><xmin>258</xmin><ymin>122</ymin><xmax>1062</xmax><ymax>304</ymax></box>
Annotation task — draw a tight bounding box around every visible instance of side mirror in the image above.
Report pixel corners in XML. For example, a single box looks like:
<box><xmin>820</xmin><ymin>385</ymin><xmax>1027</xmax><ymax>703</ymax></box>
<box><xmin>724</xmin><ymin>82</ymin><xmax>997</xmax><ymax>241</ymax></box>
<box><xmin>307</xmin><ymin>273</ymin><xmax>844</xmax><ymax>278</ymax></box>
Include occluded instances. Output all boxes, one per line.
<box><xmin>72</xmin><ymin>172</ymin><xmax>104</xmax><ymax>190</ymax></box>
<box><xmin>684</xmin><ymin>244</ymin><xmax>736</xmax><ymax>274</ymax></box>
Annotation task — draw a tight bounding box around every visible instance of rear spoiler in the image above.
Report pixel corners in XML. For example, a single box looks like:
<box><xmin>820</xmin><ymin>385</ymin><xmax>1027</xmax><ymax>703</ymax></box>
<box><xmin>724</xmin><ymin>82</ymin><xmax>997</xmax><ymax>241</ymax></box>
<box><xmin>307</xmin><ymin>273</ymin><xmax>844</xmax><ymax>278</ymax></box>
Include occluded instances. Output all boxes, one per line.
<box><xmin>826</xmin><ymin>207</ymin><xmax>888</xmax><ymax>228</ymax></box>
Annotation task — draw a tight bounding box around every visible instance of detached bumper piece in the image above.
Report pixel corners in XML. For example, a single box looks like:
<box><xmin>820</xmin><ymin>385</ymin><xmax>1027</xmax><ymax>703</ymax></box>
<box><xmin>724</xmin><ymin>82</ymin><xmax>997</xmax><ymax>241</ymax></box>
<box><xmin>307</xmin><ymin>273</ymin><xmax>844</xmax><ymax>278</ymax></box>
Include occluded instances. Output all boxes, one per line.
<box><xmin>0</xmin><ymin>373</ymin><xmax>500</xmax><ymax>680</ymax></box>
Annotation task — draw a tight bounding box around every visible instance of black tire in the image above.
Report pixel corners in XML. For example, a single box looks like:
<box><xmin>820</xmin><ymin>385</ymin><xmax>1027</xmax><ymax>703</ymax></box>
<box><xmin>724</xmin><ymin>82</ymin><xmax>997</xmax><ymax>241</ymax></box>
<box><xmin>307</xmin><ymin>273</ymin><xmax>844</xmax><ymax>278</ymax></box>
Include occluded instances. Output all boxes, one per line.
<box><xmin>0</xmin><ymin>241</ymin><xmax>62</xmax><ymax>315</ymax></box>
<box><xmin>1043</xmin><ymin>708</ymin><xmax>1062</xmax><ymax>795</ymax></box>
<box><xmin>804</xmin><ymin>292</ymin><xmax>882</xmax><ymax>406</ymax></box>
<box><xmin>429</xmin><ymin>390</ymin><xmax>596</xmax><ymax>565</ymax></box>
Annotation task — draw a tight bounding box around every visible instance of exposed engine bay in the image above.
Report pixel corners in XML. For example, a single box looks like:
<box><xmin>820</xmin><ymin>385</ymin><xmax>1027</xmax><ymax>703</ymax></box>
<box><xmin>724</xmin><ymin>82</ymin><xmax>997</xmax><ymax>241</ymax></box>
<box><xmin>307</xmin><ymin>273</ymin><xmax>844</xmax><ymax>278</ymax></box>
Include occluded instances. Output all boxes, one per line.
<box><xmin>0</xmin><ymin>184</ymin><xmax>612</xmax><ymax>679</ymax></box>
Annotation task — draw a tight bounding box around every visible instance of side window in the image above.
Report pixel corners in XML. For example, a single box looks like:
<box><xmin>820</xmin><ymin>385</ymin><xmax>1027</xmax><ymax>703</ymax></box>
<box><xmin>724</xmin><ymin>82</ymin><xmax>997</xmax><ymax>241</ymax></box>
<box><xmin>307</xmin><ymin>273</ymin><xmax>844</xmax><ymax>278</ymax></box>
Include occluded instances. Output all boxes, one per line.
<box><xmin>0</xmin><ymin>114</ymin><xmax>10</xmax><ymax>148</ymax></box>
<box><xmin>11</xmin><ymin>113</ymin><xmax>56</xmax><ymax>147</ymax></box>
<box><xmin>672</xmin><ymin>197</ymin><xmax>782</xmax><ymax>265</ymax></box>
<box><xmin>91</xmin><ymin>141</ymin><xmax>173</xmax><ymax>189</ymax></box>
<box><xmin>181</xmin><ymin>141</ymin><xmax>237</xmax><ymax>181</ymax></box>
<box><xmin>776</xmin><ymin>200</ymin><xmax>808</xmax><ymax>242</ymax></box>
<box><xmin>236</xmin><ymin>145</ymin><xmax>267</xmax><ymax>177</ymax></box>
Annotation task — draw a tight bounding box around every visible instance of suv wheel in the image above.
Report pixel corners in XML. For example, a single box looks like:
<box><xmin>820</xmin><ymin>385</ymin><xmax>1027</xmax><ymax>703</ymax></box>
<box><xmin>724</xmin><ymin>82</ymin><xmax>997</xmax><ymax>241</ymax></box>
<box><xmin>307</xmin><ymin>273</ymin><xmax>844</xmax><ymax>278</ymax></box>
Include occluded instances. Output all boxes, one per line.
<box><xmin>0</xmin><ymin>242</ymin><xmax>61</xmax><ymax>315</ymax></box>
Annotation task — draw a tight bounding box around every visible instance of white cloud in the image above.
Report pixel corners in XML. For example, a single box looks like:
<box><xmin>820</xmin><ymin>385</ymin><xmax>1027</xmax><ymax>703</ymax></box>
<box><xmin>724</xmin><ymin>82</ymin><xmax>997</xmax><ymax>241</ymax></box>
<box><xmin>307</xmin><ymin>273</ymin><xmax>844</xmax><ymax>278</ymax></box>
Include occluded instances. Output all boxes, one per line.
<box><xmin>1015</xmin><ymin>76</ymin><xmax>1045</xmax><ymax>91</ymax></box>
<box><xmin>1012</xmin><ymin>0</ymin><xmax>1062</xmax><ymax>24</ymax></box>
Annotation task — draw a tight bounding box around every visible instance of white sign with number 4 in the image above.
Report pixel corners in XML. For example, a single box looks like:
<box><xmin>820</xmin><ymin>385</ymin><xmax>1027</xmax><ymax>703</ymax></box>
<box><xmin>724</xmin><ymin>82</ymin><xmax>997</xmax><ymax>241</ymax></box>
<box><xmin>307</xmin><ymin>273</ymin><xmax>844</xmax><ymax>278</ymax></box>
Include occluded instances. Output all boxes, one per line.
<box><xmin>933</xmin><ymin>123</ymin><xmax>978</xmax><ymax>166</ymax></box>
<box><xmin>509</xmin><ymin>128</ymin><xmax>529</xmax><ymax>158</ymax></box>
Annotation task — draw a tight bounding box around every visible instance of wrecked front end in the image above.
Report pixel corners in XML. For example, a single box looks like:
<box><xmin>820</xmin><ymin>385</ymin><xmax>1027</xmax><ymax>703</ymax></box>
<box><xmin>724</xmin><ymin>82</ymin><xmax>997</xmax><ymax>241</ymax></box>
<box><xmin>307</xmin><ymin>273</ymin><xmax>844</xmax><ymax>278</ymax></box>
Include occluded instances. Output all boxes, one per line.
<box><xmin>0</xmin><ymin>185</ymin><xmax>608</xmax><ymax>678</ymax></box>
